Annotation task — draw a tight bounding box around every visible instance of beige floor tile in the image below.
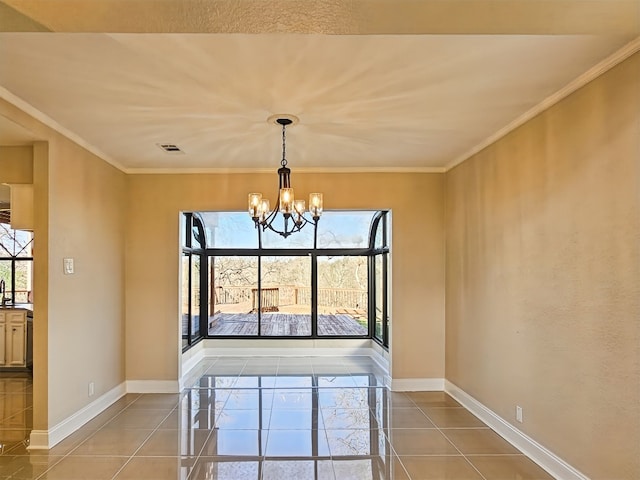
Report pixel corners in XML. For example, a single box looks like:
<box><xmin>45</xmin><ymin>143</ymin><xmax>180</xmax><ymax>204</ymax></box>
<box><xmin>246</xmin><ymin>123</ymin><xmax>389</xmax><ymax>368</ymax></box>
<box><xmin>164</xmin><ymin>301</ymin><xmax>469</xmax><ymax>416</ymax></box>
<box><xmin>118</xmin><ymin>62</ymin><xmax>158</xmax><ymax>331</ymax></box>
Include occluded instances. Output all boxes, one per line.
<box><xmin>442</xmin><ymin>429</ymin><xmax>521</xmax><ymax>455</ymax></box>
<box><xmin>127</xmin><ymin>393</ymin><xmax>181</xmax><ymax>409</ymax></box>
<box><xmin>422</xmin><ymin>407</ymin><xmax>486</xmax><ymax>428</ymax></box>
<box><xmin>386</xmin><ymin>429</ymin><xmax>459</xmax><ymax>455</ymax></box>
<box><xmin>399</xmin><ymin>456</ymin><xmax>484</xmax><ymax>480</ymax></box>
<box><xmin>406</xmin><ymin>392</ymin><xmax>461</xmax><ymax>407</ymax></box>
<box><xmin>189</xmin><ymin>456</ymin><xmax>260</xmax><ymax>480</ymax></box>
<box><xmin>0</xmin><ymin>358</ymin><xmax>554</xmax><ymax>480</ymax></box>
<box><xmin>468</xmin><ymin>455</ymin><xmax>555</xmax><ymax>479</ymax></box>
<box><xmin>382</xmin><ymin>391</ymin><xmax>417</xmax><ymax>407</ymax></box>
<box><xmin>37</xmin><ymin>455</ymin><xmax>128</xmax><ymax>479</ymax></box>
<box><xmin>112</xmin><ymin>456</ymin><xmax>193</xmax><ymax>479</ymax></box>
<box><xmin>102</xmin><ymin>408</ymin><xmax>173</xmax><ymax>430</ymax></box>
<box><xmin>385</xmin><ymin>407</ymin><xmax>436</xmax><ymax>429</ymax></box>
<box><xmin>135</xmin><ymin>428</ymin><xmax>210</xmax><ymax>457</ymax></box>
<box><xmin>70</xmin><ymin>428</ymin><xmax>153</xmax><ymax>456</ymax></box>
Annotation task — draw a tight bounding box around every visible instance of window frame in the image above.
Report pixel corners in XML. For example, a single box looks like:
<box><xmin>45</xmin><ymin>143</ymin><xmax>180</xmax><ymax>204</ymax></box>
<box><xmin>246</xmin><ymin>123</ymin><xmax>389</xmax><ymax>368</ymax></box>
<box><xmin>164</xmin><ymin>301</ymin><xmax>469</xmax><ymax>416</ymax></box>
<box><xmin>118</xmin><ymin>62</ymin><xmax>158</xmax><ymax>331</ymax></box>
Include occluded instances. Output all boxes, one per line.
<box><xmin>182</xmin><ymin>211</ymin><xmax>390</xmax><ymax>348</ymax></box>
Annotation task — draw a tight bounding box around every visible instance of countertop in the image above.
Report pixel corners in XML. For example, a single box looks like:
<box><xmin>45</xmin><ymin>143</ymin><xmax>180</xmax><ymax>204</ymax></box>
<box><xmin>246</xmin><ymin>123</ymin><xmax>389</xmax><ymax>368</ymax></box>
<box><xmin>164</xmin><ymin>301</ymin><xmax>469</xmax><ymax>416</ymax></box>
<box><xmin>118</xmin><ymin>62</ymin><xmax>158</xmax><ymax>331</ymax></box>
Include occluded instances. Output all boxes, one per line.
<box><xmin>0</xmin><ymin>304</ymin><xmax>33</xmax><ymax>317</ymax></box>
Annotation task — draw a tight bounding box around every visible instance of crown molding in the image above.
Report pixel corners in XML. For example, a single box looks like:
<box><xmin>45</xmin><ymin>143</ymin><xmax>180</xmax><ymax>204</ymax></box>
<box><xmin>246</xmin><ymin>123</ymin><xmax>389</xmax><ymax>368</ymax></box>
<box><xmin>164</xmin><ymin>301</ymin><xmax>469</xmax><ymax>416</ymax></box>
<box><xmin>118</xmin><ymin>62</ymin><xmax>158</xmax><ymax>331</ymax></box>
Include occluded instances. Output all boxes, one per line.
<box><xmin>124</xmin><ymin>166</ymin><xmax>446</xmax><ymax>175</ymax></box>
<box><xmin>445</xmin><ymin>35</ymin><xmax>640</xmax><ymax>171</ymax></box>
<box><xmin>0</xmin><ymin>85</ymin><xmax>127</xmax><ymax>172</ymax></box>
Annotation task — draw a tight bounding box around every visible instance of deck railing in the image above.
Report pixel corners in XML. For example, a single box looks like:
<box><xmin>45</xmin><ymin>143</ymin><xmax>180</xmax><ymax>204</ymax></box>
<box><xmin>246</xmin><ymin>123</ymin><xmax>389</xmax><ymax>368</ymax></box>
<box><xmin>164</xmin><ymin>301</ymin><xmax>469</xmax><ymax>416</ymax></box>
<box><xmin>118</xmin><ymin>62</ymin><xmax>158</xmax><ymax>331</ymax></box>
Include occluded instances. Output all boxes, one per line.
<box><xmin>214</xmin><ymin>285</ymin><xmax>366</xmax><ymax>310</ymax></box>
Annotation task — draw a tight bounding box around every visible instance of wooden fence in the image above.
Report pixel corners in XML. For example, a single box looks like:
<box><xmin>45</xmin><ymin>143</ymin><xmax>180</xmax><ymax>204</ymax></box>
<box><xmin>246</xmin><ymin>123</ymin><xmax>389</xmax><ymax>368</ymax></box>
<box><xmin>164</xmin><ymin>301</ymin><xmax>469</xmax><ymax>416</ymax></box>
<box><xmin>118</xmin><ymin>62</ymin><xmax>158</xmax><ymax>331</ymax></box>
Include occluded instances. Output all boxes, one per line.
<box><xmin>214</xmin><ymin>285</ymin><xmax>367</xmax><ymax>310</ymax></box>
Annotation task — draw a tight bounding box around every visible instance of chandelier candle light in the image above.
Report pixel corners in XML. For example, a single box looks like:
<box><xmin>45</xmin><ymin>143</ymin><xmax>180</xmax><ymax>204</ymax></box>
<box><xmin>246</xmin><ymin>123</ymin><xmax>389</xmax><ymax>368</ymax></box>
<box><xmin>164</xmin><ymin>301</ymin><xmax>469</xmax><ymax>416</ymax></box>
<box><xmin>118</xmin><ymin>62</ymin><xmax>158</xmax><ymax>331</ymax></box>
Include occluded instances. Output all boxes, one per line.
<box><xmin>248</xmin><ymin>115</ymin><xmax>323</xmax><ymax>244</ymax></box>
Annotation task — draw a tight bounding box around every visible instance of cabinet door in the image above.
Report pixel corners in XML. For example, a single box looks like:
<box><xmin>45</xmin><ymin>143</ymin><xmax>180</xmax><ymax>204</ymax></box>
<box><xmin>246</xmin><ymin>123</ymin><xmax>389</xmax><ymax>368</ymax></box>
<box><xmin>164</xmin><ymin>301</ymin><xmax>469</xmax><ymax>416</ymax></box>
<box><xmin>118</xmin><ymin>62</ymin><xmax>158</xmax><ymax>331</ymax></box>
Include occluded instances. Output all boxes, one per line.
<box><xmin>0</xmin><ymin>322</ymin><xmax>5</xmax><ymax>366</ymax></box>
<box><xmin>7</xmin><ymin>322</ymin><xmax>25</xmax><ymax>366</ymax></box>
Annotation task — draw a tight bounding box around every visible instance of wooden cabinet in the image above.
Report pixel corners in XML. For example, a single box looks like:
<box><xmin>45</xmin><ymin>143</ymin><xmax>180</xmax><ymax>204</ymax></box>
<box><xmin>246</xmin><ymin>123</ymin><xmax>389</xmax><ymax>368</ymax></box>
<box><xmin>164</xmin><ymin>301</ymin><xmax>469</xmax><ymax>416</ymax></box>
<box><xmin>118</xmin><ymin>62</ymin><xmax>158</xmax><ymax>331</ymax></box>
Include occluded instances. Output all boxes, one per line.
<box><xmin>0</xmin><ymin>310</ymin><xmax>31</xmax><ymax>369</ymax></box>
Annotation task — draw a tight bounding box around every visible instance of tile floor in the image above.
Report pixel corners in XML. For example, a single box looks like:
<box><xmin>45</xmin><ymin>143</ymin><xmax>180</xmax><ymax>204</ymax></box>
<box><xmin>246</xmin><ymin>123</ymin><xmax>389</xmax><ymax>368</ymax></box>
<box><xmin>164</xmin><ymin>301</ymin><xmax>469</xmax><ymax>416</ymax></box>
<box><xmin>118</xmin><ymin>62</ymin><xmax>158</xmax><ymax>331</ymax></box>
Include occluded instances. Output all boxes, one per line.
<box><xmin>0</xmin><ymin>357</ymin><xmax>555</xmax><ymax>479</ymax></box>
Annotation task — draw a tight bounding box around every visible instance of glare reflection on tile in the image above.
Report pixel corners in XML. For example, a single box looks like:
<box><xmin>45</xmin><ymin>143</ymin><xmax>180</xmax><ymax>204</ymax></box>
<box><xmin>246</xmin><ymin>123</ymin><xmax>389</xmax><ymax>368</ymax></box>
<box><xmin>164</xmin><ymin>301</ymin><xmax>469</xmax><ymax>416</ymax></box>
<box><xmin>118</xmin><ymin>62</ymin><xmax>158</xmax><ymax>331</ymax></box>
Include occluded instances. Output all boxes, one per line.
<box><xmin>325</xmin><ymin>429</ymin><xmax>375</xmax><ymax>456</ymax></box>
<box><xmin>318</xmin><ymin>388</ymin><xmax>369</xmax><ymax>409</ymax></box>
<box><xmin>271</xmin><ymin>389</ymin><xmax>315</xmax><ymax>409</ymax></box>
<box><xmin>215</xmin><ymin>408</ymin><xmax>270</xmax><ymax>429</ymax></box>
<box><xmin>1</xmin><ymin>357</ymin><xmax>551</xmax><ymax>480</ymax></box>
<box><xmin>274</xmin><ymin>376</ymin><xmax>314</xmax><ymax>388</ymax></box>
<box><xmin>200</xmin><ymin>429</ymin><xmax>266</xmax><ymax>456</ymax></box>
<box><xmin>332</xmin><ymin>457</ymin><xmax>410</xmax><ymax>480</ymax></box>
<box><xmin>265</xmin><ymin>429</ymin><xmax>330</xmax><ymax>457</ymax></box>
<box><xmin>262</xmin><ymin>460</ymin><xmax>335</xmax><ymax>480</ymax></box>
<box><xmin>269</xmin><ymin>409</ymin><xmax>323</xmax><ymax>429</ymax></box>
<box><xmin>322</xmin><ymin>407</ymin><xmax>377</xmax><ymax>430</ymax></box>
<box><xmin>190</xmin><ymin>457</ymin><xmax>260</xmax><ymax>480</ymax></box>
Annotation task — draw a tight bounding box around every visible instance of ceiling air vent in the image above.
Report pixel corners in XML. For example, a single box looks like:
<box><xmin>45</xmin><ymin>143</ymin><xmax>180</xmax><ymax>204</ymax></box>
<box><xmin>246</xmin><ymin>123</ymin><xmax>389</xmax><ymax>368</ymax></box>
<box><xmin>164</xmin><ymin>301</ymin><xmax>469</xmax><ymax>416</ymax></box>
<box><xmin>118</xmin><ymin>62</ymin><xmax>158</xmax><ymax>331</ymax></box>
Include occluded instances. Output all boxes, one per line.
<box><xmin>157</xmin><ymin>143</ymin><xmax>184</xmax><ymax>154</ymax></box>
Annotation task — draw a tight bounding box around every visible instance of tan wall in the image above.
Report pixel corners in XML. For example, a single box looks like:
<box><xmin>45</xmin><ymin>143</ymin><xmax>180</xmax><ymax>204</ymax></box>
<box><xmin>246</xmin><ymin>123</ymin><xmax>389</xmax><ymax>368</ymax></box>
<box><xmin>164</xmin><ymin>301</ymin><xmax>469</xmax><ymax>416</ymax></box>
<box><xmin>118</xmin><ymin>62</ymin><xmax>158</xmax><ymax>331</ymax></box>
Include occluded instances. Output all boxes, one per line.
<box><xmin>0</xmin><ymin>145</ymin><xmax>33</xmax><ymax>183</ymax></box>
<box><xmin>0</xmin><ymin>98</ymin><xmax>127</xmax><ymax>429</ymax></box>
<box><xmin>445</xmin><ymin>53</ymin><xmax>640</xmax><ymax>479</ymax></box>
<box><xmin>125</xmin><ymin>172</ymin><xmax>445</xmax><ymax>381</ymax></box>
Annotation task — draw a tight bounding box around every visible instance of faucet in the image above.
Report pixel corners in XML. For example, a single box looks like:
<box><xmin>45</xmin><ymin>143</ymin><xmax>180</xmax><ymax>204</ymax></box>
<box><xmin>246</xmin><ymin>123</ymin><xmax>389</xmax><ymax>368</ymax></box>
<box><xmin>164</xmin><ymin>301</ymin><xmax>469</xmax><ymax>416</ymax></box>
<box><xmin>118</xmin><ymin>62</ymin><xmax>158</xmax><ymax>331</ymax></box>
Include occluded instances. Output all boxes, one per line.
<box><xmin>0</xmin><ymin>279</ymin><xmax>8</xmax><ymax>306</ymax></box>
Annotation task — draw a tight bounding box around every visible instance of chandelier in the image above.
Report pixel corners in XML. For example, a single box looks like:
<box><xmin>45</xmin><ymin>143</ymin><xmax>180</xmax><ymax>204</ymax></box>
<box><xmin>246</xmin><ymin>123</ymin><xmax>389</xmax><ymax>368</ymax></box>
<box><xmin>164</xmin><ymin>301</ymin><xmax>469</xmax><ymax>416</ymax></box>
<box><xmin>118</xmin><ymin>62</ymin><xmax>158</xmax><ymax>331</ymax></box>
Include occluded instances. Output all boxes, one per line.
<box><xmin>248</xmin><ymin>115</ymin><xmax>323</xmax><ymax>241</ymax></box>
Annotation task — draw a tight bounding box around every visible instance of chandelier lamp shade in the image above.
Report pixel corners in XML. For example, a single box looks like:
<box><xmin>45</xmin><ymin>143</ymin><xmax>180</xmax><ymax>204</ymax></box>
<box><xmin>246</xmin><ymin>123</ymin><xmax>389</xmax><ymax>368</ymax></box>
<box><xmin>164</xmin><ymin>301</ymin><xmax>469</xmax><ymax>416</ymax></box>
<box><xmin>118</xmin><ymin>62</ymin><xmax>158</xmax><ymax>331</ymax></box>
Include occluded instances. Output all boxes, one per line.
<box><xmin>248</xmin><ymin>115</ymin><xmax>323</xmax><ymax>242</ymax></box>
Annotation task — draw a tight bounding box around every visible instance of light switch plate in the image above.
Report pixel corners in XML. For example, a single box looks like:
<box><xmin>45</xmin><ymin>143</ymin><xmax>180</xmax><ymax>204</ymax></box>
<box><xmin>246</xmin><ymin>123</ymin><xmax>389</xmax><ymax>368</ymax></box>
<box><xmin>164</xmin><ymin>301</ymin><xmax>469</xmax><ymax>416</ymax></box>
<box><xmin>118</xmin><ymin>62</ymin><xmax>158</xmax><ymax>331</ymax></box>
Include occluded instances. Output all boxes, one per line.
<box><xmin>63</xmin><ymin>258</ymin><xmax>74</xmax><ymax>275</ymax></box>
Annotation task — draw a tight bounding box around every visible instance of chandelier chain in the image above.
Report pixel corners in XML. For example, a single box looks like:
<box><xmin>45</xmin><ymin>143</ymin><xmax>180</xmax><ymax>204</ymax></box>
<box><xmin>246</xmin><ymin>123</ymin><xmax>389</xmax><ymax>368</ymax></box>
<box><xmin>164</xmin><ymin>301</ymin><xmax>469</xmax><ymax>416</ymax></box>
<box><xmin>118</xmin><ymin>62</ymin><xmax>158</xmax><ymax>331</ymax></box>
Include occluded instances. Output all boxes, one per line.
<box><xmin>281</xmin><ymin>123</ymin><xmax>287</xmax><ymax>168</ymax></box>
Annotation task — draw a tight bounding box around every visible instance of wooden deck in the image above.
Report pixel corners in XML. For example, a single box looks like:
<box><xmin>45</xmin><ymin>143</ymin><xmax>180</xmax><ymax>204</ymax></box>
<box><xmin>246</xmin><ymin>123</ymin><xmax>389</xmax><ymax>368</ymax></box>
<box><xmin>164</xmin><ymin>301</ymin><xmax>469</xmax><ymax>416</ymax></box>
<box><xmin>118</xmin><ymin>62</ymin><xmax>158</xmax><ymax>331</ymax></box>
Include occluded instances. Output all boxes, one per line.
<box><xmin>208</xmin><ymin>312</ymin><xmax>368</xmax><ymax>336</ymax></box>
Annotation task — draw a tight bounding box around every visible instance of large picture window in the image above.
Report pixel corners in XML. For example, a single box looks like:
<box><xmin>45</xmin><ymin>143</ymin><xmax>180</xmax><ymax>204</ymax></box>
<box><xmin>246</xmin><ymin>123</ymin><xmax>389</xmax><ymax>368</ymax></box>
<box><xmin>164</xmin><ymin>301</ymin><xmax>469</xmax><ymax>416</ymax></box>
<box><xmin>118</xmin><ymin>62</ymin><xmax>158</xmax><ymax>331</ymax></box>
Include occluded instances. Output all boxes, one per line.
<box><xmin>181</xmin><ymin>210</ymin><xmax>390</xmax><ymax>348</ymax></box>
<box><xmin>0</xmin><ymin>224</ymin><xmax>34</xmax><ymax>306</ymax></box>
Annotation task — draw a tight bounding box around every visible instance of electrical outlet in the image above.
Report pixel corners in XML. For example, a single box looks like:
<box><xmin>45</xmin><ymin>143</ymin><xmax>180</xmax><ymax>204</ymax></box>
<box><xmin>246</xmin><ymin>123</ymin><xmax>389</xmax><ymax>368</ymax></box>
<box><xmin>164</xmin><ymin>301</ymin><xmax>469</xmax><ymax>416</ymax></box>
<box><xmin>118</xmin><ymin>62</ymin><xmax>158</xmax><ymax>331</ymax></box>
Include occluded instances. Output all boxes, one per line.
<box><xmin>88</xmin><ymin>382</ymin><xmax>95</xmax><ymax>397</ymax></box>
<box><xmin>516</xmin><ymin>405</ymin><xmax>523</xmax><ymax>423</ymax></box>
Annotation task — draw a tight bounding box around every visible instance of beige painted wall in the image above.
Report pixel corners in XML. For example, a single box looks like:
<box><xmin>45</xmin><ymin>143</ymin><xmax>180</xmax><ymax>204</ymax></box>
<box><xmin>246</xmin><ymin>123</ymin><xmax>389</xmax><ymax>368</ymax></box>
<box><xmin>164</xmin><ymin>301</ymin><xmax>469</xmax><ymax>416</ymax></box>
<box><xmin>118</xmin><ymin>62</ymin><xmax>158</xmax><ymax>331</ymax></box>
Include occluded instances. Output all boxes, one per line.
<box><xmin>0</xmin><ymin>145</ymin><xmax>33</xmax><ymax>183</ymax></box>
<box><xmin>445</xmin><ymin>53</ymin><xmax>640</xmax><ymax>479</ymax></box>
<box><xmin>125</xmin><ymin>172</ymin><xmax>445</xmax><ymax>381</ymax></box>
<box><xmin>0</xmin><ymin>98</ymin><xmax>127</xmax><ymax>429</ymax></box>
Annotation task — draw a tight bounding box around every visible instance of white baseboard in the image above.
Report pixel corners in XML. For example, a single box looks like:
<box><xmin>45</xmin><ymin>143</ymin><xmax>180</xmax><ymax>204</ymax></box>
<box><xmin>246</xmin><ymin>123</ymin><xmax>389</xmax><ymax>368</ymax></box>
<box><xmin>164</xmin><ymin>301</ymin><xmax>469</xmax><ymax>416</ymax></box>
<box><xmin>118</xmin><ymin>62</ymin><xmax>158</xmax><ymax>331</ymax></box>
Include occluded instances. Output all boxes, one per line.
<box><xmin>200</xmin><ymin>338</ymin><xmax>375</xmax><ymax>358</ymax></box>
<box><xmin>125</xmin><ymin>380</ymin><xmax>180</xmax><ymax>393</ymax></box>
<box><xmin>28</xmin><ymin>382</ymin><xmax>126</xmax><ymax>450</ymax></box>
<box><xmin>391</xmin><ymin>378</ymin><xmax>445</xmax><ymax>392</ymax></box>
<box><xmin>445</xmin><ymin>380</ymin><xmax>589</xmax><ymax>480</ymax></box>
<box><xmin>182</xmin><ymin>342</ymin><xmax>206</xmax><ymax>377</ymax></box>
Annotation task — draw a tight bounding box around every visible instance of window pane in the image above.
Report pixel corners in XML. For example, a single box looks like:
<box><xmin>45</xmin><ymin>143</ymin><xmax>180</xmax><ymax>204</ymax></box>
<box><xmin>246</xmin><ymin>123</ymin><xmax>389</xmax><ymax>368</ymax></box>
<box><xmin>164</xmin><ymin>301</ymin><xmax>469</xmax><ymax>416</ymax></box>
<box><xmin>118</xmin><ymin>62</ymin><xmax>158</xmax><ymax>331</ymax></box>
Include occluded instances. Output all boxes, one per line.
<box><xmin>209</xmin><ymin>256</ymin><xmax>258</xmax><ymax>336</ymax></box>
<box><xmin>317</xmin><ymin>256</ymin><xmax>368</xmax><ymax>336</ymax></box>
<box><xmin>261</xmin><ymin>222</ymin><xmax>314</xmax><ymax>249</ymax></box>
<box><xmin>181</xmin><ymin>213</ymin><xmax>188</xmax><ymax>247</ymax></box>
<box><xmin>181</xmin><ymin>254</ymin><xmax>190</xmax><ymax>349</ymax></box>
<box><xmin>260</xmin><ymin>256</ymin><xmax>311</xmax><ymax>336</ymax></box>
<box><xmin>374</xmin><ymin>218</ymin><xmax>383</xmax><ymax>249</ymax></box>
<box><xmin>200</xmin><ymin>212</ymin><xmax>258</xmax><ymax>249</ymax></box>
<box><xmin>374</xmin><ymin>255</ymin><xmax>383</xmax><ymax>340</ymax></box>
<box><xmin>0</xmin><ymin>224</ymin><xmax>33</xmax><ymax>257</ymax></box>
<box><xmin>0</xmin><ymin>259</ymin><xmax>10</xmax><ymax>301</ymax></box>
<box><xmin>190</xmin><ymin>255</ymin><xmax>201</xmax><ymax>342</ymax></box>
<box><xmin>316</xmin><ymin>211</ymin><xmax>377</xmax><ymax>249</ymax></box>
<box><xmin>13</xmin><ymin>260</ymin><xmax>33</xmax><ymax>304</ymax></box>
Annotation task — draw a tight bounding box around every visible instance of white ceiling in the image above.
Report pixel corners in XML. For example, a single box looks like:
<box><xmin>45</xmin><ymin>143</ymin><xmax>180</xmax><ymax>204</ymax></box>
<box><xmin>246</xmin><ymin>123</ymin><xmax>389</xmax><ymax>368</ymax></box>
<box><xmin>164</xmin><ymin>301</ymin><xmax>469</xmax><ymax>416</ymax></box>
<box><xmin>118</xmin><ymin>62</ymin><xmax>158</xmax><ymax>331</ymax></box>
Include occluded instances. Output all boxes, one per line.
<box><xmin>0</xmin><ymin>1</ymin><xmax>638</xmax><ymax>172</ymax></box>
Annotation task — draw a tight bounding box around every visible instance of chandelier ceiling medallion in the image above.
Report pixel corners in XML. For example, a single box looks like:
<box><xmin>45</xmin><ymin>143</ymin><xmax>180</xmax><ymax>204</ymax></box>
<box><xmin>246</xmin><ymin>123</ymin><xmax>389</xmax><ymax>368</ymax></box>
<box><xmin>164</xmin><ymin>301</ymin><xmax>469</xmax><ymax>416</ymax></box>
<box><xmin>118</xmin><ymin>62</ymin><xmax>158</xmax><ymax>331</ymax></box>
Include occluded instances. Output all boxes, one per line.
<box><xmin>248</xmin><ymin>115</ymin><xmax>323</xmax><ymax>242</ymax></box>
